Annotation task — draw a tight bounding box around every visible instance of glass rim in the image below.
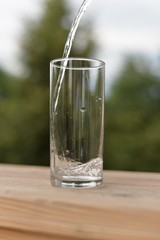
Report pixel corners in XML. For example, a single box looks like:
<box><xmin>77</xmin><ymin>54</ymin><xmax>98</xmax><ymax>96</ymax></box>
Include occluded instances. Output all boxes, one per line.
<box><xmin>50</xmin><ymin>57</ymin><xmax>105</xmax><ymax>70</ymax></box>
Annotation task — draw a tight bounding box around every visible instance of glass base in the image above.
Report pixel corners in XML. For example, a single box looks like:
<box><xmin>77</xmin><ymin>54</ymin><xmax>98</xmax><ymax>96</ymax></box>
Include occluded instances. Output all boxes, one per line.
<box><xmin>50</xmin><ymin>176</ymin><xmax>102</xmax><ymax>188</ymax></box>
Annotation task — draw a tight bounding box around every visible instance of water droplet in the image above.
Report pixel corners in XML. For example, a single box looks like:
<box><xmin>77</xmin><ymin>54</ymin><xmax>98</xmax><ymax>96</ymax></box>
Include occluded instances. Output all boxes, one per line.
<box><xmin>80</xmin><ymin>107</ymin><xmax>86</xmax><ymax>113</ymax></box>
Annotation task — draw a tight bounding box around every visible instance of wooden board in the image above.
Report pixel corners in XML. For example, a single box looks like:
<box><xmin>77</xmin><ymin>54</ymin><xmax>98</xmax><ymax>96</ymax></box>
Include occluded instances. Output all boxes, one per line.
<box><xmin>0</xmin><ymin>164</ymin><xmax>160</xmax><ymax>240</ymax></box>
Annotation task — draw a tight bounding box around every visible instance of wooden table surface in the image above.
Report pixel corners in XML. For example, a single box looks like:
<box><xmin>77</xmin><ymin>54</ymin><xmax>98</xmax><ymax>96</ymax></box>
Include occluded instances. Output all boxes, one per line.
<box><xmin>0</xmin><ymin>164</ymin><xmax>160</xmax><ymax>240</ymax></box>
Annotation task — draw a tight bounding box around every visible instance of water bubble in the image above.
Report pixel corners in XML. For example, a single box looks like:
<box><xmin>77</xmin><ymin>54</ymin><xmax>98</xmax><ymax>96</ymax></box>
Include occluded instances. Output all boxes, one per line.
<box><xmin>96</xmin><ymin>96</ymin><xmax>102</xmax><ymax>102</ymax></box>
<box><xmin>80</xmin><ymin>107</ymin><xmax>86</xmax><ymax>113</ymax></box>
<box><xmin>65</xmin><ymin>150</ymin><xmax>70</xmax><ymax>155</ymax></box>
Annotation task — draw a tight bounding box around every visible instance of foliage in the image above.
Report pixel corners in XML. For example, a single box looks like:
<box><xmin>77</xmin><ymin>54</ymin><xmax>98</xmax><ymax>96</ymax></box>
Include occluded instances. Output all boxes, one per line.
<box><xmin>0</xmin><ymin>0</ymin><xmax>160</xmax><ymax>172</ymax></box>
<box><xmin>0</xmin><ymin>69</ymin><xmax>47</xmax><ymax>164</ymax></box>
<box><xmin>0</xmin><ymin>0</ymin><xmax>95</xmax><ymax>166</ymax></box>
<box><xmin>21</xmin><ymin>0</ymin><xmax>95</xmax><ymax>86</ymax></box>
<box><xmin>104</xmin><ymin>58</ymin><xmax>160</xmax><ymax>172</ymax></box>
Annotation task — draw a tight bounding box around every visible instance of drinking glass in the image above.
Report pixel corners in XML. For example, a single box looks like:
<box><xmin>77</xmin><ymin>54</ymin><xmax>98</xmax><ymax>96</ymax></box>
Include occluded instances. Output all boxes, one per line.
<box><xmin>50</xmin><ymin>58</ymin><xmax>105</xmax><ymax>187</ymax></box>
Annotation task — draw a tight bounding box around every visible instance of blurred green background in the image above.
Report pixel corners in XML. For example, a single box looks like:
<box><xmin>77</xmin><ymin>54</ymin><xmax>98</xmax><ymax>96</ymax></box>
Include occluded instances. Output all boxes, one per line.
<box><xmin>0</xmin><ymin>0</ymin><xmax>160</xmax><ymax>172</ymax></box>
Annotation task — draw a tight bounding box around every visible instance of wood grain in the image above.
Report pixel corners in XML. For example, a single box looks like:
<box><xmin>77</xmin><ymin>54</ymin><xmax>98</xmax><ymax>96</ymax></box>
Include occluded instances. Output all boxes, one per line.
<box><xmin>0</xmin><ymin>164</ymin><xmax>160</xmax><ymax>240</ymax></box>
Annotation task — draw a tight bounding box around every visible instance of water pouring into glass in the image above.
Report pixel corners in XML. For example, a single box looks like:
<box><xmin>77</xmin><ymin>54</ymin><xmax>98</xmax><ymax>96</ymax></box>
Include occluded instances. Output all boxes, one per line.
<box><xmin>50</xmin><ymin>0</ymin><xmax>105</xmax><ymax>187</ymax></box>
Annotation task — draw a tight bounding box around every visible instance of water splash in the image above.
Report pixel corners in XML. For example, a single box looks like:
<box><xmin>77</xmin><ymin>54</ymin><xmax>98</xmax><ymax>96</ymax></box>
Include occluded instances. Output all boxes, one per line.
<box><xmin>54</xmin><ymin>157</ymin><xmax>103</xmax><ymax>177</ymax></box>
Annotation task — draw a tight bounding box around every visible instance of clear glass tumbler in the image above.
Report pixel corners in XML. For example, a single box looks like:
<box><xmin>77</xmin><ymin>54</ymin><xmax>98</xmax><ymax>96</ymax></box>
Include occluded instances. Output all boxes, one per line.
<box><xmin>50</xmin><ymin>58</ymin><xmax>105</xmax><ymax>187</ymax></box>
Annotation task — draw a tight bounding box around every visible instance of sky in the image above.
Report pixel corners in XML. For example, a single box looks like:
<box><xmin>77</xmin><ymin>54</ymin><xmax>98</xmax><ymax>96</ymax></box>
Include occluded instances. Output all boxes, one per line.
<box><xmin>0</xmin><ymin>0</ymin><xmax>160</xmax><ymax>86</ymax></box>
